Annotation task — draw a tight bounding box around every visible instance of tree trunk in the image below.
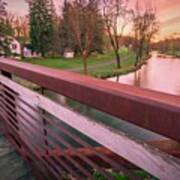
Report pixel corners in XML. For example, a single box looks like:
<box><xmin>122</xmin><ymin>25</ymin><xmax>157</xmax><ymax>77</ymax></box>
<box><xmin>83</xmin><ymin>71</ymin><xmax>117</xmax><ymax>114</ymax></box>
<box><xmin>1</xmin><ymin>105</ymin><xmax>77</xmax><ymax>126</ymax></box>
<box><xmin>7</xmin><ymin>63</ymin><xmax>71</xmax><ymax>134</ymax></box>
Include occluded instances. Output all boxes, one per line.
<box><xmin>146</xmin><ymin>46</ymin><xmax>149</xmax><ymax>56</ymax></box>
<box><xmin>146</xmin><ymin>40</ymin><xmax>151</xmax><ymax>56</ymax></box>
<box><xmin>41</xmin><ymin>45</ymin><xmax>45</xmax><ymax>58</ymax></box>
<box><xmin>41</xmin><ymin>51</ymin><xmax>45</xmax><ymax>58</ymax></box>
<box><xmin>83</xmin><ymin>54</ymin><xmax>88</xmax><ymax>75</ymax></box>
<box><xmin>82</xmin><ymin>50</ymin><xmax>89</xmax><ymax>75</ymax></box>
<box><xmin>20</xmin><ymin>45</ymin><xmax>24</xmax><ymax>59</ymax></box>
<box><xmin>139</xmin><ymin>46</ymin><xmax>143</xmax><ymax>62</ymax></box>
<box><xmin>135</xmin><ymin>40</ymin><xmax>144</xmax><ymax>66</ymax></box>
<box><xmin>135</xmin><ymin>54</ymin><xmax>139</xmax><ymax>67</ymax></box>
<box><xmin>115</xmin><ymin>50</ymin><xmax>121</xmax><ymax>69</ymax></box>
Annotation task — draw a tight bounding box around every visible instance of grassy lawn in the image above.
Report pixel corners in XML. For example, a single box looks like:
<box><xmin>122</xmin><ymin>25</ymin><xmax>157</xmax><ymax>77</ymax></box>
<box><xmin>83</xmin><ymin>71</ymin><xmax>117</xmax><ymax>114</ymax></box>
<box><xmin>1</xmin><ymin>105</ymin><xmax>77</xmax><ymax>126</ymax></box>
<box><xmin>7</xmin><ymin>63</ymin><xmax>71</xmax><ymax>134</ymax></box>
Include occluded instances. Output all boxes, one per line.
<box><xmin>23</xmin><ymin>48</ymin><xmax>136</xmax><ymax>78</ymax></box>
<box><xmin>24</xmin><ymin>51</ymin><xmax>115</xmax><ymax>69</ymax></box>
<box><xmin>89</xmin><ymin>52</ymin><xmax>136</xmax><ymax>78</ymax></box>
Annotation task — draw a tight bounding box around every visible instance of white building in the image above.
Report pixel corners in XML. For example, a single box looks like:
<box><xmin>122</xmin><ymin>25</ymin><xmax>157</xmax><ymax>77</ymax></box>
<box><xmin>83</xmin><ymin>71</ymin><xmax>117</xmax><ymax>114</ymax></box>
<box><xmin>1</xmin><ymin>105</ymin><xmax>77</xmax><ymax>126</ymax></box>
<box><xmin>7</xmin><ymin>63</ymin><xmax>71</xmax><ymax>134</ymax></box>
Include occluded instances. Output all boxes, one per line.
<box><xmin>9</xmin><ymin>38</ymin><xmax>21</xmax><ymax>55</ymax></box>
<box><xmin>63</xmin><ymin>48</ymin><xmax>75</xmax><ymax>59</ymax></box>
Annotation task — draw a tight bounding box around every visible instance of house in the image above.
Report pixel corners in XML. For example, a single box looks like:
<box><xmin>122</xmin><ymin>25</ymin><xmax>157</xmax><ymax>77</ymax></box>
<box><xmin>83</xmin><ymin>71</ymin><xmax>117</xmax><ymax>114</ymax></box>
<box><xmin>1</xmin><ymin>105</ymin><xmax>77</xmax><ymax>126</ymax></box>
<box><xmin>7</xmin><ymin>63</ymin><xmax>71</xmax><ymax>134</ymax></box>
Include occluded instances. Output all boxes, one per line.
<box><xmin>0</xmin><ymin>37</ymin><xmax>40</xmax><ymax>58</ymax></box>
<box><xmin>0</xmin><ymin>37</ymin><xmax>20</xmax><ymax>56</ymax></box>
<box><xmin>9</xmin><ymin>37</ymin><xmax>21</xmax><ymax>55</ymax></box>
<box><xmin>23</xmin><ymin>46</ymin><xmax>32</xmax><ymax>57</ymax></box>
<box><xmin>63</xmin><ymin>48</ymin><xmax>75</xmax><ymax>59</ymax></box>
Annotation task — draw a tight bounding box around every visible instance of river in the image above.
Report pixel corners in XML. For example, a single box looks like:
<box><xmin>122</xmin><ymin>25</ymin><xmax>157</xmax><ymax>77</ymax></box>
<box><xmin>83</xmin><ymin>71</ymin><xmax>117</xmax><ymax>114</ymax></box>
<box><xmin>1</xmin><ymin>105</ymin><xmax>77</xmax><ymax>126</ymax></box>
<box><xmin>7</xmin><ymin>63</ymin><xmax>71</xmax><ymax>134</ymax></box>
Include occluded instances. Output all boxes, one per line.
<box><xmin>108</xmin><ymin>54</ymin><xmax>180</xmax><ymax>96</ymax></box>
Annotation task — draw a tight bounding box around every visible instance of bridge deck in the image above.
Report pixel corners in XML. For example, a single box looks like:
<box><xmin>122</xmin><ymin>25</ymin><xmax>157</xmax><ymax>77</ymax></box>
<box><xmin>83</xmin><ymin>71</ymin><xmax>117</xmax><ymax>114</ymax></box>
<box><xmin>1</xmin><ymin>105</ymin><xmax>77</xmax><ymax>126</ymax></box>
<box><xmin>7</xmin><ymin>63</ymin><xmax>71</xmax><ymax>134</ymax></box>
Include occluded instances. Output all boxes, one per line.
<box><xmin>0</xmin><ymin>130</ymin><xmax>34</xmax><ymax>180</ymax></box>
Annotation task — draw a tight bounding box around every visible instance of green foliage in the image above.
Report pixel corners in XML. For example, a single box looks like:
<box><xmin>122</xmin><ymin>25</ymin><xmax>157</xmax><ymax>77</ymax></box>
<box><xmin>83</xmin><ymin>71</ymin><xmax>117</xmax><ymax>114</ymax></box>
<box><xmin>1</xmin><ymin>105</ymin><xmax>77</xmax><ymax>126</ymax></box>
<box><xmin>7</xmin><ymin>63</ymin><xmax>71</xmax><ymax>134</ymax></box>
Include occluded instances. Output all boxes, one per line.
<box><xmin>93</xmin><ymin>170</ymin><xmax>129</xmax><ymax>180</ymax></box>
<box><xmin>0</xmin><ymin>0</ymin><xmax>13</xmax><ymax>56</ymax></box>
<box><xmin>93</xmin><ymin>169</ymin><xmax>158</xmax><ymax>180</ymax></box>
<box><xmin>111</xmin><ymin>172</ymin><xmax>129</xmax><ymax>180</ymax></box>
<box><xmin>0</xmin><ymin>19</ymin><xmax>13</xmax><ymax>37</ymax></box>
<box><xmin>134</xmin><ymin>170</ymin><xmax>149</xmax><ymax>178</ymax></box>
<box><xmin>29</xmin><ymin>0</ymin><xmax>54</xmax><ymax>57</ymax></box>
<box><xmin>134</xmin><ymin>170</ymin><xmax>158</xmax><ymax>180</ymax></box>
<box><xmin>93</xmin><ymin>171</ymin><xmax>107</xmax><ymax>180</ymax></box>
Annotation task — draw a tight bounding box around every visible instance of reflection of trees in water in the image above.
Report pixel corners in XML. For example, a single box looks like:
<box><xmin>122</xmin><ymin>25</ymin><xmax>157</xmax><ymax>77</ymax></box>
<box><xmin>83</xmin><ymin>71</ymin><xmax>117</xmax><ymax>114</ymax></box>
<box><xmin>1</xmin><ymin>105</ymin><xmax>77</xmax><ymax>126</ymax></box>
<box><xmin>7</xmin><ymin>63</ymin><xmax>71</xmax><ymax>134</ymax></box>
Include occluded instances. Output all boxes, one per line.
<box><xmin>133</xmin><ymin>60</ymin><xmax>150</xmax><ymax>88</ymax></box>
<box><xmin>116</xmin><ymin>75</ymin><xmax>120</xmax><ymax>82</ymax></box>
<box><xmin>134</xmin><ymin>70</ymin><xmax>141</xmax><ymax>87</ymax></box>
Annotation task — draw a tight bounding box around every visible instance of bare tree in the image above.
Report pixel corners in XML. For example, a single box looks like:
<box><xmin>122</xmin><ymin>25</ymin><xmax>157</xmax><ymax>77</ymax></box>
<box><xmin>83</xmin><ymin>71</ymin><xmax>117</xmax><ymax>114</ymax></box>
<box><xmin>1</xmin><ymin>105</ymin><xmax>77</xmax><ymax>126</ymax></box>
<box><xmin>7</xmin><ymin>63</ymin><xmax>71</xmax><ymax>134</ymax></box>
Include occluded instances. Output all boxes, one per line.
<box><xmin>13</xmin><ymin>16</ymin><xmax>29</xmax><ymax>58</ymax></box>
<box><xmin>68</xmin><ymin>0</ymin><xmax>101</xmax><ymax>75</ymax></box>
<box><xmin>5</xmin><ymin>13</ymin><xmax>29</xmax><ymax>58</ymax></box>
<box><xmin>102</xmin><ymin>0</ymin><xmax>131</xmax><ymax>69</ymax></box>
<box><xmin>0</xmin><ymin>3</ymin><xmax>14</xmax><ymax>56</ymax></box>
<box><xmin>133</xmin><ymin>0</ymin><xmax>159</xmax><ymax>66</ymax></box>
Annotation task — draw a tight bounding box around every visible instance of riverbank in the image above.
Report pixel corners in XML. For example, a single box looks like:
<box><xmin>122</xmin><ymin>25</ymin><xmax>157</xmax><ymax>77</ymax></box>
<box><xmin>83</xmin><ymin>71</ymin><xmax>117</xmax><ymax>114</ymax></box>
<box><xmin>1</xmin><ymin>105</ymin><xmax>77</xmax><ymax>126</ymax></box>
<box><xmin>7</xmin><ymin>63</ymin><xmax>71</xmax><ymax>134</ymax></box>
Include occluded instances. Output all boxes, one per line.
<box><xmin>159</xmin><ymin>51</ymin><xmax>180</xmax><ymax>58</ymax></box>
<box><xmin>93</xmin><ymin>57</ymin><xmax>149</xmax><ymax>79</ymax></box>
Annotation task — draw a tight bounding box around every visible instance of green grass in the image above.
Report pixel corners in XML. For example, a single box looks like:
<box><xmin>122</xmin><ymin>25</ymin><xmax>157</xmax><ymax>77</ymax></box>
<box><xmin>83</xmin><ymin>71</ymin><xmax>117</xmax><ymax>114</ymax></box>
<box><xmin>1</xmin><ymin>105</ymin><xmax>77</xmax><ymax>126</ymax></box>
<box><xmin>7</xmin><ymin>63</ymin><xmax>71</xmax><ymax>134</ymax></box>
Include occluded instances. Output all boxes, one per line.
<box><xmin>23</xmin><ymin>49</ymin><xmax>137</xmax><ymax>78</ymax></box>
<box><xmin>24</xmin><ymin>51</ymin><xmax>115</xmax><ymax>69</ymax></box>
<box><xmin>89</xmin><ymin>53</ymin><xmax>136</xmax><ymax>78</ymax></box>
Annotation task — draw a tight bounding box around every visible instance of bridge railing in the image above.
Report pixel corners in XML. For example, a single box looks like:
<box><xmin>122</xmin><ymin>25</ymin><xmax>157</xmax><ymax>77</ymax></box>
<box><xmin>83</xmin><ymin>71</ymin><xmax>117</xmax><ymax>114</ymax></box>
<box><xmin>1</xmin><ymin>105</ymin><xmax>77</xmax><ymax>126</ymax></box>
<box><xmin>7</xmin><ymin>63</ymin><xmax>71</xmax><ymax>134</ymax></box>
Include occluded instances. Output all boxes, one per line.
<box><xmin>0</xmin><ymin>58</ymin><xmax>180</xmax><ymax>179</ymax></box>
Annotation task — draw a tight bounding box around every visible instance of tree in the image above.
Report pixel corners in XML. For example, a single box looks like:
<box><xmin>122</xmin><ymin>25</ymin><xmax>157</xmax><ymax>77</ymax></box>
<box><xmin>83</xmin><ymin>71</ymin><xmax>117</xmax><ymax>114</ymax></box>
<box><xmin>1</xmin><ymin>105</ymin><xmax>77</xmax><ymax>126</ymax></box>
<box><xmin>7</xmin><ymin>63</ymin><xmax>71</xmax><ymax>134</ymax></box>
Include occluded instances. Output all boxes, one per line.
<box><xmin>0</xmin><ymin>0</ymin><xmax>13</xmax><ymax>56</ymax></box>
<box><xmin>67</xmin><ymin>0</ymin><xmax>104</xmax><ymax>74</ymax></box>
<box><xmin>59</xmin><ymin>0</ymin><xmax>104</xmax><ymax>56</ymax></box>
<box><xmin>102</xmin><ymin>0</ymin><xmax>131</xmax><ymax>69</ymax></box>
<box><xmin>59</xmin><ymin>0</ymin><xmax>75</xmax><ymax>54</ymax></box>
<box><xmin>5</xmin><ymin>14</ymin><xmax>30</xmax><ymax>58</ymax></box>
<box><xmin>29</xmin><ymin>0</ymin><xmax>54</xmax><ymax>57</ymax></box>
<box><xmin>46</xmin><ymin>0</ymin><xmax>61</xmax><ymax>56</ymax></box>
<box><xmin>50</xmin><ymin>15</ymin><xmax>61</xmax><ymax>56</ymax></box>
<box><xmin>133</xmin><ymin>0</ymin><xmax>159</xmax><ymax>66</ymax></box>
<box><xmin>14</xmin><ymin>16</ymin><xmax>29</xmax><ymax>58</ymax></box>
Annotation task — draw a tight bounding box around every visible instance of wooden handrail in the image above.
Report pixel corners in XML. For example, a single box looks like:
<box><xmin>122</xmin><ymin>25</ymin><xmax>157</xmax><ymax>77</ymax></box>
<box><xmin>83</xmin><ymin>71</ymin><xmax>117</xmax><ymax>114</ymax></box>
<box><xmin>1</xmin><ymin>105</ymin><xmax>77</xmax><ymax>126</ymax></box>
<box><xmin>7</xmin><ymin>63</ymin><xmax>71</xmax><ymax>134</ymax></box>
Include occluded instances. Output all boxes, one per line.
<box><xmin>0</xmin><ymin>58</ymin><xmax>180</xmax><ymax>141</ymax></box>
<box><xmin>1</xmin><ymin>74</ymin><xmax>180</xmax><ymax>180</ymax></box>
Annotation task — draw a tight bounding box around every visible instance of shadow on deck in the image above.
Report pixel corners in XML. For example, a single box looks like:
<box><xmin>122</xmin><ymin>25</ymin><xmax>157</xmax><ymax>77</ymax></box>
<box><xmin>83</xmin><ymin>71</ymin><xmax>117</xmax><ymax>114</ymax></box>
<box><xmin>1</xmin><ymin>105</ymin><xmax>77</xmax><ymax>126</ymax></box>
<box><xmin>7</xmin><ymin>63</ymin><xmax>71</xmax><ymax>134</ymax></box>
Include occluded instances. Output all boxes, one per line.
<box><xmin>0</xmin><ymin>124</ymin><xmax>34</xmax><ymax>180</ymax></box>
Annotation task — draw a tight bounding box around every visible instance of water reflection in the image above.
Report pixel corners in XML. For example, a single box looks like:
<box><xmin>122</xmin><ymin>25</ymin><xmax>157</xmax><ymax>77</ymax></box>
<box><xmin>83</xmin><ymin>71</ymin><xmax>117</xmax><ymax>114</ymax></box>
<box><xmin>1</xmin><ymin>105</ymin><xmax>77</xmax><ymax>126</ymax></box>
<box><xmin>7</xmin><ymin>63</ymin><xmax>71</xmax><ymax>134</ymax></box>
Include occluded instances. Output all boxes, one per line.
<box><xmin>109</xmin><ymin>56</ymin><xmax>180</xmax><ymax>96</ymax></box>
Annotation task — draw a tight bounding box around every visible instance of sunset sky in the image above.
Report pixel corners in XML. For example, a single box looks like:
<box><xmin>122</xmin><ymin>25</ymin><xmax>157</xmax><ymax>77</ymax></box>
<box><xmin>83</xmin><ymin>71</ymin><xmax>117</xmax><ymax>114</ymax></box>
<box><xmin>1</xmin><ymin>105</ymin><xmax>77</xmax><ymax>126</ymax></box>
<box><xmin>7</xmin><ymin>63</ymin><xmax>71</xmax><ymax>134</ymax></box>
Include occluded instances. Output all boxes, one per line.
<box><xmin>4</xmin><ymin>0</ymin><xmax>180</xmax><ymax>40</ymax></box>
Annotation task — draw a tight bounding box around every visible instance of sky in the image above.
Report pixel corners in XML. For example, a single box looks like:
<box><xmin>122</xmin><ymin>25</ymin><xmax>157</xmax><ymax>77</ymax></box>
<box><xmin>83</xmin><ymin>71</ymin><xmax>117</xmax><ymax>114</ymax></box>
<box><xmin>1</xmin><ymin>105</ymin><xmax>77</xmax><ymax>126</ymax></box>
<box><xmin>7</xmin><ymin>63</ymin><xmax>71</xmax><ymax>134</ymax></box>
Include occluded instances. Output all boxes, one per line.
<box><xmin>4</xmin><ymin>0</ymin><xmax>180</xmax><ymax>40</ymax></box>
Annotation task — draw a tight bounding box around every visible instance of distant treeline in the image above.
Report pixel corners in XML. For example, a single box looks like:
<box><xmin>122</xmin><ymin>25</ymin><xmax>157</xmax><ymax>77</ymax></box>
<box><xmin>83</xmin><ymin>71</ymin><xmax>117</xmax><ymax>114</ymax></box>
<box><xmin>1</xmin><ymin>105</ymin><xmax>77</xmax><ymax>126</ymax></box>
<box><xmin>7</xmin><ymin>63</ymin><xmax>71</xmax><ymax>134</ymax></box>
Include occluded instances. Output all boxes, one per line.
<box><xmin>152</xmin><ymin>38</ymin><xmax>180</xmax><ymax>54</ymax></box>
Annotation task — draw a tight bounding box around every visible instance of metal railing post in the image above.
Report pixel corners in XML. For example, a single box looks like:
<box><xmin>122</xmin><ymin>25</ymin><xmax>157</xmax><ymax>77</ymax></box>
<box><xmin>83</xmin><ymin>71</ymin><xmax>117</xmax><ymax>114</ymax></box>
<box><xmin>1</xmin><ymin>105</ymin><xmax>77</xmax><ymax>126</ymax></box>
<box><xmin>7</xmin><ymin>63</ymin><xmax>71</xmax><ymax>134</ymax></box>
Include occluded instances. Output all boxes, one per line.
<box><xmin>40</xmin><ymin>88</ymin><xmax>49</xmax><ymax>156</ymax></box>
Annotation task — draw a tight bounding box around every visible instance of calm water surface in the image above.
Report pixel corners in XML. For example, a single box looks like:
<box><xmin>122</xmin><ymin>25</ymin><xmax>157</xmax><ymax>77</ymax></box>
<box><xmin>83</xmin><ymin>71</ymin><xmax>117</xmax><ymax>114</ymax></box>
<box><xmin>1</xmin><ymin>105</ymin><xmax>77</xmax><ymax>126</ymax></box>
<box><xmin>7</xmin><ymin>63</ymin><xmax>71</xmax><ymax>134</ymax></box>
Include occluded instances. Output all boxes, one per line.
<box><xmin>109</xmin><ymin>55</ymin><xmax>180</xmax><ymax>96</ymax></box>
